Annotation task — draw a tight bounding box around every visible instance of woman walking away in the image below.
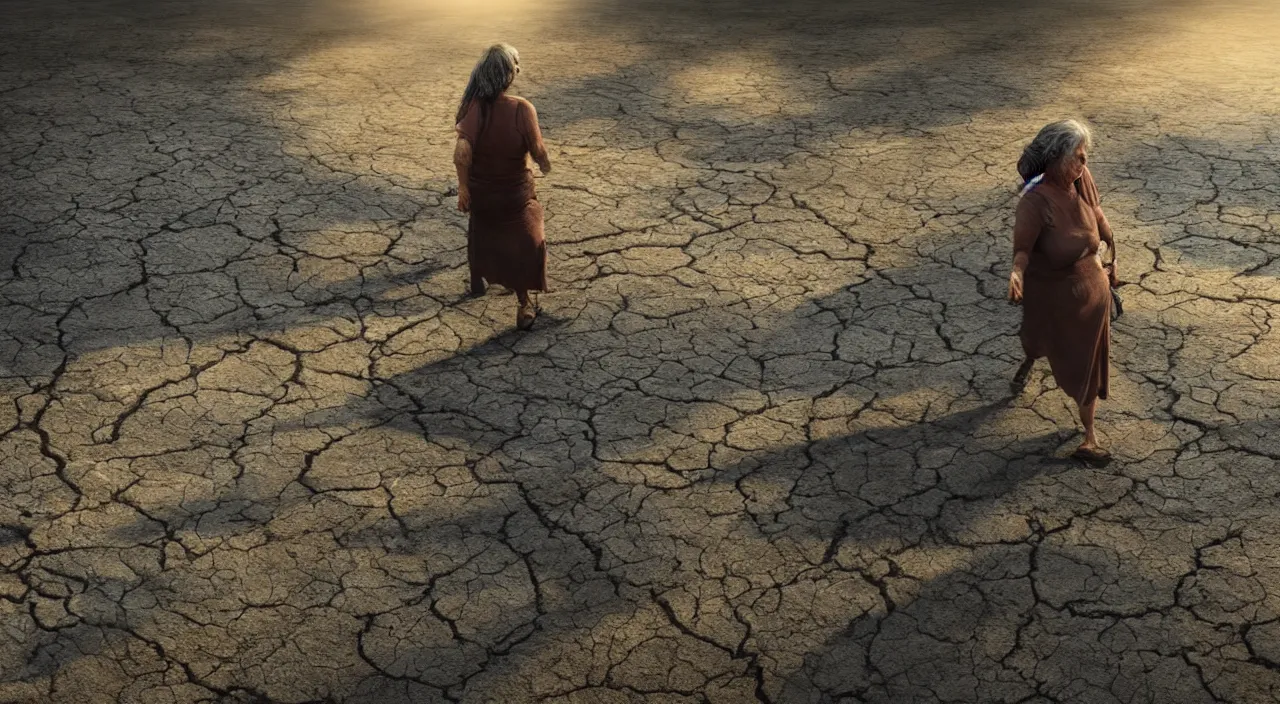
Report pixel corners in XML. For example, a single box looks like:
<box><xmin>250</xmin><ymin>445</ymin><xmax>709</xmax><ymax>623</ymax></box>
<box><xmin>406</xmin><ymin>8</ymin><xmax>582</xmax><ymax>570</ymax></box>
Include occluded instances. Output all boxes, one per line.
<box><xmin>1007</xmin><ymin>119</ymin><xmax>1118</xmax><ymax>463</ymax></box>
<box><xmin>453</xmin><ymin>43</ymin><xmax>552</xmax><ymax>330</ymax></box>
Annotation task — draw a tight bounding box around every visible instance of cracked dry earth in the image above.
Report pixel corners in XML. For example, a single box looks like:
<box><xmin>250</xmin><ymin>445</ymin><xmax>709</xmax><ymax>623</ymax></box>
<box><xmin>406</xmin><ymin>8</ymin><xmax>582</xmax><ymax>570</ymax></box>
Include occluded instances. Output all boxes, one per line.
<box><xmin>6</xmin><ymin>0</ymin><xmax>1280</xmax><ymax>702</ymax></box>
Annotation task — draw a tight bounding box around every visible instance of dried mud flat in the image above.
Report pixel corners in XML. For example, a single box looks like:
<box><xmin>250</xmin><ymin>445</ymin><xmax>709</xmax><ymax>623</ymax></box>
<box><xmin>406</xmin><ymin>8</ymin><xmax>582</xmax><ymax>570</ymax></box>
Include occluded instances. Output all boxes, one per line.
<box><xmin>4</xmin><ymin>0</ymin><xmax>1280</xmax><ymax>701</ymax></box>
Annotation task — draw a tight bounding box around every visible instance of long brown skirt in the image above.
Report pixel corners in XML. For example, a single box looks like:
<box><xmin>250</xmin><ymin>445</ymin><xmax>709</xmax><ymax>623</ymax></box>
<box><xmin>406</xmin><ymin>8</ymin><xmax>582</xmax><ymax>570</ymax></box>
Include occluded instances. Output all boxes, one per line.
<box><xmin>1020</xmin><ymin>255</ymin><xmax>1110</xmax><ymax>406</ymax></box>
<box><xmin>467</xmin><ymin>186</ymin><xmax>548</xmax><ymax>293</ymax></box>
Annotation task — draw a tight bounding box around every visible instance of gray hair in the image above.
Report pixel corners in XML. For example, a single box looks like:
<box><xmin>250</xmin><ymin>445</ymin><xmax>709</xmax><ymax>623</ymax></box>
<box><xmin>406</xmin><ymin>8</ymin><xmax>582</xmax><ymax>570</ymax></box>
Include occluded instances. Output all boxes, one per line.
<box><xmin>1017</xmin><ymin>119</ymin><xmax>1093</xmax><ymax>182</ymax></box>
<box><xmin>455</xmin><ymin>43</ymin><xmax>520</xmax><ymax>126</ymax></box>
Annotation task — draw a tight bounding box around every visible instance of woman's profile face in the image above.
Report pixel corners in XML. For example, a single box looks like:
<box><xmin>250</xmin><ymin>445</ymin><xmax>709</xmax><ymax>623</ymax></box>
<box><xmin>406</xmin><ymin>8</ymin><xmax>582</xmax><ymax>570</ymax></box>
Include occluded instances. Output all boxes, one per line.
<box><xmin>1060</xmin><ymin>143</ymin><xmax>1088</xmax><ymax>182</ymax></box>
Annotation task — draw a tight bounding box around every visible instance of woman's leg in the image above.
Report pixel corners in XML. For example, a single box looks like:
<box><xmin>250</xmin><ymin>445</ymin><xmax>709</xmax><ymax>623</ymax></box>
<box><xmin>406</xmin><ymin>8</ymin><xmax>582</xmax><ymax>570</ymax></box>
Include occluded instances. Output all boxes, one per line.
<box><xmin>516</xmin><ymin>289</ymin><xmax>535</xmax><ymax>330</ymax></box>
<box><xmin>467</xmin><ymin>235</ymin><xmax>485</xmax><ymax>296</ymax></box>
<box><xmin>1076</xmin><ymin>397</ymin><xmax>1100</xmax><ymax>451</ymax></box>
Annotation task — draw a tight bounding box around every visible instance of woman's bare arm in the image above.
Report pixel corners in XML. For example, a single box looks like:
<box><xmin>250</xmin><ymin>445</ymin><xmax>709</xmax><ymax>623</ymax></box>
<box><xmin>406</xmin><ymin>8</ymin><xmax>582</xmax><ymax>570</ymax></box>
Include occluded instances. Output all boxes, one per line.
<box><xmin>1009</xmin><ymin>195</ymin><xmax>1043</xmax><ymax>302</ymax></box>
<box><xmin>1094</xmin><ymin>204</ymin><xmax>1119</xmax><ymax>284</ymax></box>
<box><xmin>523</xmin><ymin>101</ymin><xmax>551</xmax><ymax>174</ymax></box>
<box><xmin>531</xmin><ymin>142</ymin><xmax>551</xmax><ymax>175</ymax></box>
<box><xmin>1094</xmin><ymin>204</ymin><xmax>1115</xmax><ymax>254</ymax></box>
<box><xmin>453</xmin><ymin>136</ymin><xmax>473</xmax><ymax>211</ymax></box>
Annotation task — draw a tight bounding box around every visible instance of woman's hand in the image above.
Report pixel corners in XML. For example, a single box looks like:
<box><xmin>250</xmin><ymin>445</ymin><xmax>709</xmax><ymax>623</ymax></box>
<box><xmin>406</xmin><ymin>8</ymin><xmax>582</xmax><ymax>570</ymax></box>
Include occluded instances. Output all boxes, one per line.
<box><xmin>457</xmin><ymin>186</ymin><xmax>471</xmax><ymax>213</ymax></box>
<box><xmin>537</xmin><ymin>158</ymin><xmax>551</xmax><ymax>175</ymax></box>
<box><xmin>1008</xmin><ymin>270</ymin><xmax>1024</xmax><ymax>303</ymax></box>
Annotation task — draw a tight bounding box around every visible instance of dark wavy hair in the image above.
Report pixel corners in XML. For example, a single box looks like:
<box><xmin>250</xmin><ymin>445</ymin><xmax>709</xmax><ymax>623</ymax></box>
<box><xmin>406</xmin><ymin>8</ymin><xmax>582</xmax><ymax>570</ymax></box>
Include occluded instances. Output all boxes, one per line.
<box><xmin>455</xmin><ymin>44</ymin><xmax>519</xmax><ymax>133</ymax></box>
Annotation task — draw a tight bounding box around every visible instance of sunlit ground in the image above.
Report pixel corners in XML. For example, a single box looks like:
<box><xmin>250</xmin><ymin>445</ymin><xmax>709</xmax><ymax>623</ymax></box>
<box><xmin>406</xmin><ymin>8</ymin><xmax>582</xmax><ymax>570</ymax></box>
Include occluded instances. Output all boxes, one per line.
<box><xmin>4</xmin><ymin>0</ymin><xmax>1280</xmax><ymax>701</ymax></box>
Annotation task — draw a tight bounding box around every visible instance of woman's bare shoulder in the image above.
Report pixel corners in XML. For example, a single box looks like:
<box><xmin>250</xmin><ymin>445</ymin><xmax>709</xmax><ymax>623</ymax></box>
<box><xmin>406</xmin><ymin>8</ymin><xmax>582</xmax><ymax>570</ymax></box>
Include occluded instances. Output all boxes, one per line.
<box><xmin>506</xmin><ymin>95</ymin><xmax>538</xmax><ymax>111</ymax></box>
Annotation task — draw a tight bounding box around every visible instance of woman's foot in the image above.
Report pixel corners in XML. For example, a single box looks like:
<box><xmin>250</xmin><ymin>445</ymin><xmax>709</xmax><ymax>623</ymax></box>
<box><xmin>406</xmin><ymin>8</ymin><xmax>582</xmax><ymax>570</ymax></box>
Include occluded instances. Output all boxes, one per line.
<box><xmin>516</xmin><ymin>301</ymin><xmax>536</xmax><ymax>330</ymax></box>
<box><xmin>469</xmin><ymin>275</ymin><xmax>486</xmax><ymax>297</ymax></box>
<box><xmin>1071</xmin><ymin>443</ymin><xmax>1111</xmax><ymax>465</ymax></box>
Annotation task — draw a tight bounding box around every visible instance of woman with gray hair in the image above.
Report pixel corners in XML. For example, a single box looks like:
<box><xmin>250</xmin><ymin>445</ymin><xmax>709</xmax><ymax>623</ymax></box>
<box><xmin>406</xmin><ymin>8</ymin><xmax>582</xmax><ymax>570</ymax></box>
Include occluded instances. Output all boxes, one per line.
<box><xmin>1007</xmin><ymin>119</ymin><xmax>1118</xmax><ymax>463</ymax></box>
<box><xmin>454</xmin><ymin>43</ymin><xmax>552</xmax><ymax>330</ymax></box>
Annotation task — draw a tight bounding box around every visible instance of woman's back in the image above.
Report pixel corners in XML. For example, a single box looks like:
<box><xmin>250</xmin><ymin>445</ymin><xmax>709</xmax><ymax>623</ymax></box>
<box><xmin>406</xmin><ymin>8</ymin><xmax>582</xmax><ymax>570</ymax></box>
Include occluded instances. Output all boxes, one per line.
<box><xmin>458</xmin><ymin>95</ymin><xmax>534</xmax><ymax>186</ymax></box>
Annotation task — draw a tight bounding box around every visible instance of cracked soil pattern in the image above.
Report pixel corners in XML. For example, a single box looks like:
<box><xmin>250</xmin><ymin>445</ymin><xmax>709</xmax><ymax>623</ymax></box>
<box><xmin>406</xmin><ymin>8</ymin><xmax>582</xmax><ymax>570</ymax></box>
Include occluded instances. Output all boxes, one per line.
<box><xmin>5</xmin><ymin>0</ymin><xmax>1280</xmax><ymax>701</ymax></box>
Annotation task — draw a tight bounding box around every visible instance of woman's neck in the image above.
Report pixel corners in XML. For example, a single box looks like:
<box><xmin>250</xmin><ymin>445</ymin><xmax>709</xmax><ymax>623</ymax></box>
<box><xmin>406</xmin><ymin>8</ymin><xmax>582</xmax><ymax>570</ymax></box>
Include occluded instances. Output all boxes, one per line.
<box><xmin>1044</xmin><ymin>169</ymin><xmax>1076</xmax><ymax>192</ymax></box>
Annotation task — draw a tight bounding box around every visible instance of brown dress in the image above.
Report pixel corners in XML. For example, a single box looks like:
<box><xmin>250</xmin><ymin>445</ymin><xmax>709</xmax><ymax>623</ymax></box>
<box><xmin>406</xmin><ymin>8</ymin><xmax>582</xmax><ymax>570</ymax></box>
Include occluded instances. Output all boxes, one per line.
<box><xmin>1015</xmin><ymin>166</ymin><xmax>1109</xmax><ymax>406</ymax></box>
<box><xmin>456</xmin><ymin>94</ymin><xmax>549</xmax><ymax>293</ymax></box>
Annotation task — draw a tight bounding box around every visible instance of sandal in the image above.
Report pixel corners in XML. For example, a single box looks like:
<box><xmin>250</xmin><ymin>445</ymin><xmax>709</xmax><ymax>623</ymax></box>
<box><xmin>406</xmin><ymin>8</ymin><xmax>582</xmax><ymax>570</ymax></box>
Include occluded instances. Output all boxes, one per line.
<box><xmin>1071</xmin><ymin>446</ymin><xmax>1112</xmax><ymax>465</ymax></box>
